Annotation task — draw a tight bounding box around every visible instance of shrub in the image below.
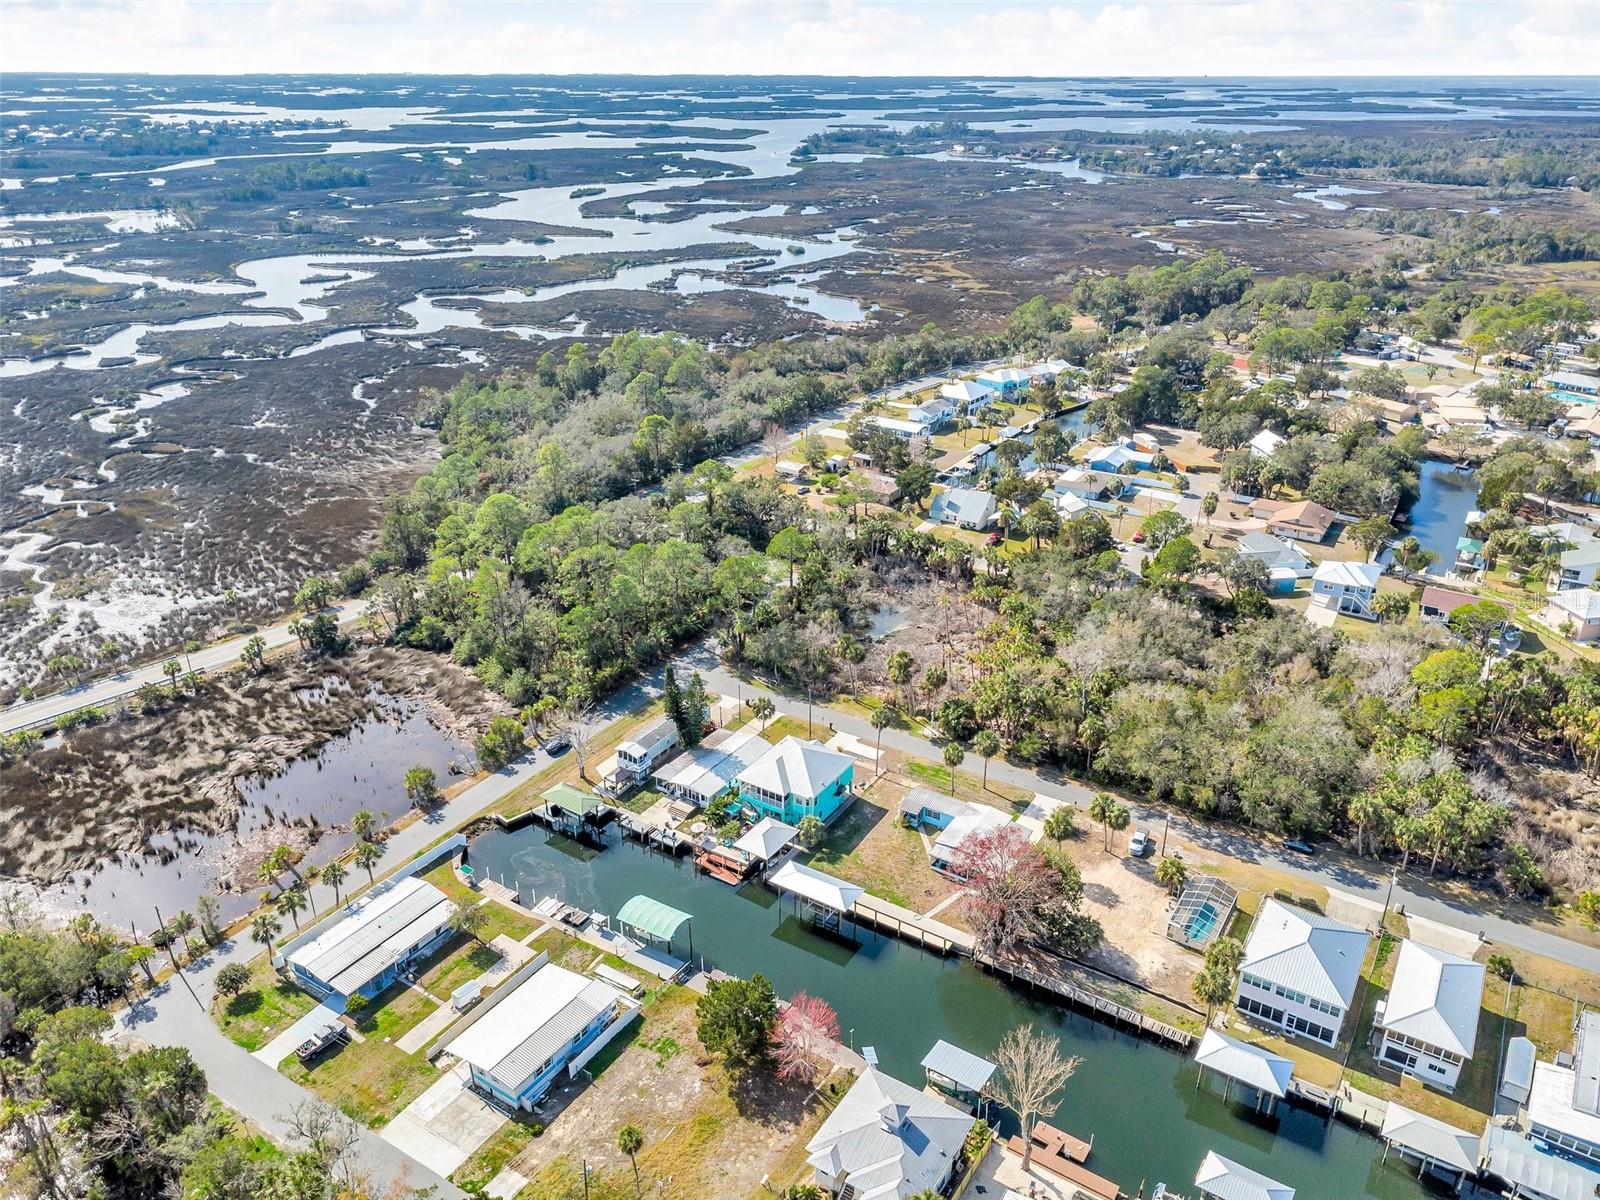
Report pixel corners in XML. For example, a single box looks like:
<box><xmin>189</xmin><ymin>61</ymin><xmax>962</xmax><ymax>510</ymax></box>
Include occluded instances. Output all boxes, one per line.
<box><xmin>1486</xmin><ymin>953</ymin><xmax>1516</xmax><ymax>981</ymax></box>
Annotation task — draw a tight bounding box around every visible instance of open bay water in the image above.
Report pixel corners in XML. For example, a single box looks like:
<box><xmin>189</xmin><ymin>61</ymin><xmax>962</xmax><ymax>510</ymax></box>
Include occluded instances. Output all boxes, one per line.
<box><xmin>467</xmin><ymin>826</ymin><xmax>1439</xmax><ymax>1200</ymax></box>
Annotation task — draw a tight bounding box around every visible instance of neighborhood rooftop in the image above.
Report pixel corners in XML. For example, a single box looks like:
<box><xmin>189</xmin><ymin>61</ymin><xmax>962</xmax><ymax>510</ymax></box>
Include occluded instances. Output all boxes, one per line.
<box><xmin>805</xmin><ymin>1067</ymin><xmax>972</xmax><ymax>1200</ymax></box>
<box><xmin>1241</xmin><ymin>898</ymin><xmax>1368</xmax><ymax>1008</ymax></box>
<box><xmin>1379</xmin><ymin>1103</ymin><xmax>1479</xmax><ymax>1176</ymax></box>
<box><xmin>920</xmin><ymin>1039</ymin><xmax>997</xmax><ymax>1094</ymax></box>
<box><xmin>652</xmin><ymin>727</ymin><xmax>768</xmax><ymax>802</ymax></box>
<box><xmin>737</xmin><ymin>736</ymin><xmax>854</xmax><ymax>801</ymax></box>
<box><xmin>1194</xmin><ymin>1149</ymin><xmax>1295</xmax><ymax>1200</ymax></box>
<box><xmin>286</xmin><ymin>876</ymin><xmax>453</xmax><ymax>998</ymax></box>
<box><xmin>1379</xmin><ymin>940</ymin><xmax>1485</xmax><ymax>1059</ymax></box>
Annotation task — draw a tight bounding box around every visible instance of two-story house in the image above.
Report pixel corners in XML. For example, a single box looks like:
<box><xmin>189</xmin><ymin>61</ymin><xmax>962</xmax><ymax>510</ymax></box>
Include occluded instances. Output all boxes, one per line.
<box><xmin>1234</xmin><ymin>898</ymin><xmax>1369</xmax><ymax>1047</ymax></box>
<box><xmin>1308</xmin><ymin>559</ymin><xmax>1381</xmax><ymax>621</ymax></box>
<box><xmin>1375</xmin><ymin>940</ymin><xmax>1485</xmax><ymax>1092</ymax></box>
<box><xmin>736</xmin><ymin>736</ymin><xmax>854</xmax><ymax>826</ymax></box>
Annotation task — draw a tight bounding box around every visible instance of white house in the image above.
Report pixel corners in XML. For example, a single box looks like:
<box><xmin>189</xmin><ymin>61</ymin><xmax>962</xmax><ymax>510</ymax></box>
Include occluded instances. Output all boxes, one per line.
<box><xmin>1235</xmin><ymin>898</ymin><xmax>1370</xmax><ymax>1046</ymax></box>
<box><xmin>1544</xmin><ymin>588</ymin><xmax>1600</xmax><ymax>643</ymax></box>
<box><xmin>863</xmin><ymin>414</ymin><xmax>925</xmax><ymax>440</ymax></box>
<box><xmin>1528</xmin><ymin>1010</ymin><xmax>1600</xmax><ymax>1167</ymax></box>
<box><xmin>1248</xmin><ymin>429</ymin><xmax>1286</xmax><ymax>459</ymax></box>
<box><xmin>940</xmin><ymin>379</ymin><xmax>994</xmax><ymax>413</ymax></box>
<box><xmin>1237</xmin><ymin>532</ymin><xmax>1312</xmax><ymax>577</ymax></box>
<box><xmin>286</xmin><ymin>876</ymin><xmax>454</xmax><ymax>1004</ymax></box>
<box><xmin>909</xmin><ymin>396</ymin><xmax>955</xmax><ymax>430</ymax></box>
<box><xmin>1052</xmin><ymin>466</ymin><xmax>1124</xmax><ymax>502</ymax></box>
<box><xmin>1309</xmin><ymin>559</ymin><xmax>1382</xmax><ymax>621</ymax></box>
<box><xmin>805</xmin><ymin>1067</ymin><xmax>974</xmax><ymax>1200</ymax></box>
<box><xmin>606</xmin><ymin>715</ymin><xmax>680</xmax><ymax>793</ymax></box>
<box><xmin>652</xmin><ymin>726</ymin><xmax>769</xmax><ymax>808</ymax></box>
<box><xmin>775</xmin><ymin>460</ymin><xmax>807</xmax><ymax>482</ymax></box>
<box><xmin>929</xmin><ymin>487</ymin><xmax>998</xmax><ymax>530</ymax></box>
<box><xmin>1375</xmin><ymin>940</ymin><xmax>1485</xmax><ymax>1092</ymax></box>
<box><xmin>1083</xmin><ymin>438</ymin><xmax>1157</xmax><ymax>473</ymax></box>
<box><xmin>977</xmin><ymin>366</ymin><xmax>1030</xmax><ymax>393</ymax></box>
<box><xmin>1553</xmin><ymin>539</ymin><xmax>1600</xmax><ymax>591</ymax></box>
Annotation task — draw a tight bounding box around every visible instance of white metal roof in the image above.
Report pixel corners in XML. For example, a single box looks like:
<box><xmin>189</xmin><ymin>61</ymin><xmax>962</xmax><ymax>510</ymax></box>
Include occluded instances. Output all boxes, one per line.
<box><xmin>920</xmin><ymin>1040</ymin><xmax>996</xmax><ymax>1093</ymax></box>
<box><xmin>618</xmin><ymin>716</ymin><xmax>679</xmax><ymax>761</ymax></box>
<box><xmin>1503</xmin><ymin>1035</ymin><xmax>1536</xmax><ymax>1095</ymax></box>
<box><xmin>899</xmin><ymin>786</ymin><xmax>965</xmax><ymax>823</ymax></box>
<box><xmin>1551</xmin><ymin>588</ymin><xmax>1600</xmax><ymax>621</ymax></box>
<box><xmin>1311</xmin><ymin>559</ymin><xmax>1382</xmax><ymax>589</ymax></box>
<box><xmin>737</xmin><ymin>736</ymin><xmax>853</xmax><ymax>802</ymax></box>
<box><xmin>1248</xmin><ymin>429</ymin><xmax>1286</xmax><ymax>456</ymax></box>
<box><xmin>1379</xmin><ymin>940</ymin><xmax>1485</xmax><ymax>1059</ymax></box>
<box><xmin>1241</xmin><ymin>898</ymin><xmax>1369</xmax><ymax>1009</ymax></box>
<box><xmin>931</xmin><ymin>803</ymin><xmax>1010</xmax><ymax>861</ymax></box>
<box><xmin>732</xmin><ymin>817</ymin><xmax>798</xmax><ymax>862</ymax></box>
<box><xmin>1531</xmin><ymin>1059</ymin><xmax>1600</xmax><ymax>1147</ymax></box>
<box><xmin>652</xmin><ymin>727</ymin><xmax>767</xmax><ymax>801</ymax></box>
<box><xmin>769</xmin><ymin>860</ymin><xmax>863</xmax><ymax>913</ymax></box>
<box><xmin>1575</xmin><ymin>1009</ymin><xmax>1600</xmax><ymax>1118</ymax></box>
<box><xmin>1562</xmin><ymin>540</ymin><xmax>1600</xmax><ymax>569</ymax></box>
<box><xmin>1194</xmin><ymin>1030</ymin><xmax>1294</xmax><ymax>1099</ymax></box>
<box><xmin>287</xmin><ymin>875</ymin><xmax>453</xmax><ymax>997</ymax></box>
<box><xmin>1194</xmin><ymin>1150</ymin><xmax>1295</xmax><ymax>1200</ymax></box>
<box><xmin>1380</xmin><ymin>1102</ymin><xmax>1479</xmax><ymax>1174</ymax></box>
<box><xmin>941</xmin><ymin>379</ymin><xmax>990</xmax><ymax>403</ymax></box>
<box><xmin>978</xmin><ymin>367</ymin><xmax>1030</xmax><ymax>386</ymax></box>
<box><xmin>448</xmin><ymin>963</ymin><xmax>622</xmax><ymax>1097</ymax></box>
<box><xmin>1484</xmin><ymin>1126</ymin><xmax>1600</xmax><ymax>1200</ymax></box>
<box><xmin>805</xmin><ymin>1068</ymin><xmax>973</xmax><ymax>1200</ymax></box>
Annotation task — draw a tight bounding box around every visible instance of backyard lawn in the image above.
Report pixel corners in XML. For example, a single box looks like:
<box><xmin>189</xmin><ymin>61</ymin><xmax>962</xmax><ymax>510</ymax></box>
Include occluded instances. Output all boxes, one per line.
<box><xmin>804</xmin><ymin>777</ymin><xmax>963</xmax><ymax>913</ymax></box>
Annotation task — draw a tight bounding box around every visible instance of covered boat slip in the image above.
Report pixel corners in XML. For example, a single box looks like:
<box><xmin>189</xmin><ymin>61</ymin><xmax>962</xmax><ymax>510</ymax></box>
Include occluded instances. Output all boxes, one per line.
<box><xmin>921</xmin><ymin>1038</ymin><xmax>996</xmax><ymax>1114</ymax></box>
<box><xmin>767</xmin><ymin>860</ymin><xmax>864</xmax><ymax>937</ymax></box>
<box><xmin>1193</xmin><ymin>1029</ymin><xmax>1294</xmax><ymax>1115</ymax></box>
<box><xmin>614</xmin><ymin>893</ymin><xmax>694</xmax><ymax>960</ymax></box>
<box><xmin>1194</xmin><ymin>1150</ymin><xmax>1295</xmax><ymax>1200</ymax></box>
<box><xmin>536</xmin><ymin>783</ymin><xmax>612</xmax><ymax>840</ymax></box>
<box><xmin>1378</xmin><ymin>1103</ymin><xmax>1479</xmax><ymax>1193</ymax></box>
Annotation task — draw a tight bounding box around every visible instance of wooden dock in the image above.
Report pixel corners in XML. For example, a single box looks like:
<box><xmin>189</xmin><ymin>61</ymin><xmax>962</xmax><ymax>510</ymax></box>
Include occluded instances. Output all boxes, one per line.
<box><xmin>976</xmin><ymin>951</ymin><xmax>1195</xmax><ymax>1049</ymax></box>
<box><xmin>1008</xmin><ymin>1121</ymin><xmax>1122</xmax><ymax>1200</ymax></box>
<box><xmin>618</xmin><ymin>814</ymin><xmax>692</xmax><ymax>855</ymax></box>
<box><xmin>848</xmin><ymin>894</ymin><xmax>973</xmax><ymax>956</ymax></box>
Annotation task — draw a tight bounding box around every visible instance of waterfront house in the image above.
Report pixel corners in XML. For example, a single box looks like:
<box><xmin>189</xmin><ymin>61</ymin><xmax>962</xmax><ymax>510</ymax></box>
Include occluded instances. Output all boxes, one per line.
<box><xmin>1267</xmin><ymin>499</ymin><xmax>1337</xmax><ymax>543</ymax></box>
<box><xmin>899</xmin><ymin>787</ymin><xmax>1011</xmax><ymax>874</ymax></box>
<box><xmin>1194</xmin><ymin>1151</ymin><xmax>1295</xmax><ymax>1200</ymax></box>
<box><xmin>1483</xmin><ymin>1124</ymin><xmax>1600</xmax><ymax>1200</ymax></box>
<box><xmin>1543</xmin><ymin>588</ymin><xmax>1600</xmax><ymax>643</ymax></box>
<box><xmin>1527</xmin><ymin>1010</ymin><xmax>1600</xmax><ymax>1166</ymax></box>
<box><xmin>898</xmin><ymin>786</ymin><xmax>966</xmax><ymax>828</ymax></box>
<box><xmin>1248</xmin><ymin>429</ymin><xmax>1286</xmax><ymax>458</ymax></box>
<box><xmin>1052</xmin><ymin>466</ymin><xmax>1125</xmax><ymax>502</ymax></box>
<box><xmin>1552</xmin><ymin>539</ymin><xmax>1600</xmax><ymax>591</ymax></box>
<box><xmin>1454</xmin><ymin>535</ymin><xmax>1486</xmax><ymax>576</ymax></box>
<box><xmin>605</xmin><ymin>715</ymin><xmax>679</xmax><ymax>794</ymax></box>
<box><xmin>736</xmin><ymin>736</ymin><xmax>854</xmax><ymax>826</ymax></box>
<box><xmin>540</xmin><ymin>783</ymin><xmax>607</xmax><ymax>838</ymax></box>
<box><xmin>977</xmin><ymin>366</ymin><xmax>1030</xmax><ymax>393</ymax></box>
<box><xmin>909</xmin><ymin>395</ymin><xmax>955</xmax><ymax>431</ymax></box>
<box><xmin>1308</xmin><ymin>559</ymin><xmax>1381</xmax><ymax>621</ymax></box>
<box><xmin>447</xmin><ymin>961</ymin><xmax>631</xmax><ymax>1111</ymax></box>
<box><xmin>864</xmin><ymin>414</ymin><xmax>925</xmax><ymax>440</ymax></box>
<box><xmin>1237</xmin><ymin>532</ymin><xmax>1312</xmax><ymax>578</ymax></box>
<box><xmin>1234</xmin><ymin>898</ymin><xmax>1369</xmax><ymax>1046</ymax></box>
<box><xmin>805</xmin><ymin>1067</ymin><xmax>974</xmax><ymax>1200</ymax></box>
<box><xmin>1375</xmin><ymin>940</ymin><xmax>1485</xmax><ymax>1092</ymax></box>
<box><xmin>929</xmin><ymin>486</ymin><xmax>998</xmax><ymax>530</ymax></box>
<box><xmin>941</xmin><ymin>378</ymin><xmax>995</xmax><ymax>414</ymax></box>
<box><xmin>287</xmin><ymin>875</ymin><xmax>454</xmax><ymax>1005</ymax></box>
<box><xmin>652</xmin><ymin>726</ymin><xmax>768</xmax><ymax>808</ymax></box>
<box><xmin>1418</xmin><ymin>585</ymin><xmax>1512</xmax><ymax>633</ymax></box>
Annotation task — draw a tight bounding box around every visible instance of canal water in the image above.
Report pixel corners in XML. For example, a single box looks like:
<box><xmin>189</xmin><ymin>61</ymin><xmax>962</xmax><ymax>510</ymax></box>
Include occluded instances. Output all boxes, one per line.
<box><xmin>1391</xmin><ymin>459</ymin><xmax>1479</xmax><ymax>568</ymax></box>
<box><xmin>466</xmin><ymin>827</ymin><xmax>1437</xmax><ymax>1200</ymax></box>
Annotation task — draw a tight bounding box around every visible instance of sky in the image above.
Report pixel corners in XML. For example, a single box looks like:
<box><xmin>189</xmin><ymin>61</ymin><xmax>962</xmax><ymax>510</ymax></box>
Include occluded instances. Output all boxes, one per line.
<box><xmin>2</xmin><ymin>0</ymin><xmax>1598</xmax><ymax>78</ymax></box>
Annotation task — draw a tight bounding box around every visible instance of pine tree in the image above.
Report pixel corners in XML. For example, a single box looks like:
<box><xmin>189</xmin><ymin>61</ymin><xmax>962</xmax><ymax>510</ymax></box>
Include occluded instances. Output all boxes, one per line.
<box><xmin>663</xmin><ymin>666</ymin><xmax>683</xmax><ymax>734</ymax></box>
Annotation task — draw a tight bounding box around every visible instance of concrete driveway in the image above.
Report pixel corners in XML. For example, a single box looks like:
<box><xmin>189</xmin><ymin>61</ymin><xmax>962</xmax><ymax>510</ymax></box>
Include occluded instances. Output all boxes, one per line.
<box><xmin>380</xmin><ymin>1062</ymin><xmax>506</xmax><ymax>1179</ymax></box>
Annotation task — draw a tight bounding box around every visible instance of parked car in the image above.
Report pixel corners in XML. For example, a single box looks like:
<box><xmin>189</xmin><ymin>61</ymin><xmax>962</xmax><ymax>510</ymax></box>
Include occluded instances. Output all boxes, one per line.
<box><xmin>985</xmin><ymin>531</ymin><xmax>1004</xmax><ymax>547</ymax></box>
<box><xmin>1131</xmin><ymin>530</ymin><xmax>1146</xmax><ymax>544</ymax></box>
<box><xmin>1282</xmin><ymin>837</ymin><xmax>1316</xmax><ymax>855</ymax></box>
<box><xmin>1129</xmin><ymin>828</ymin><xmax>1152</xmax><ymax>858</ymax></box>
<box><xmin>543</xmin><ymin>731</ymin><xmax>571</xmax><ymax>755</ymax></box>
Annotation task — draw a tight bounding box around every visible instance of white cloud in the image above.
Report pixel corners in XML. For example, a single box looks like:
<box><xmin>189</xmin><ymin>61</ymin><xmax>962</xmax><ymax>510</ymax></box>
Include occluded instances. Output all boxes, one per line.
<box><xmin>1</xmin><ymin>0</ymin><xmax>1595</xmax><ymax>75</ymax></box>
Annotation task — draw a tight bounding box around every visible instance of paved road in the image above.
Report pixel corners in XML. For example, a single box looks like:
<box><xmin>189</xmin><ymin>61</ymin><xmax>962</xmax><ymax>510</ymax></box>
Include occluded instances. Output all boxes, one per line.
<box><xmin>2</xmin><ymin>600</ymin><xmax>365</xmax><ymax>734</ymax></box>
<box><xmin>676</xmin><ymin>644</ymin><xmax>1600</xmax><ymax>977</ymax></box>
<box><xmin>111</xmin><ymin>666</ymin><xmax>664</xmax><ymax>1197</ymax></box>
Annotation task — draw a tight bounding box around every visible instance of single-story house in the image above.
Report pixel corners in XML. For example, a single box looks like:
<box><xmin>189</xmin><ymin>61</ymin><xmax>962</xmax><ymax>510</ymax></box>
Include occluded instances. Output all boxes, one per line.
<box><xmin>1418</xmin><ymin>586</ymin><xmax>1512</xmax><ymax>631</ymax></box>
<box><xmin>929</xmin><ymin>487</ymin><xmax>998</xmax><ymax>530</ymax></box>
<box><xmin>1237</xmin><ymin>532</ymin><xmax>1312</xmax><ymax>577</ymax></box>
<box><xmin>1234</xmin><ymin>897</ymin><xmax>1370</xmax><ymax>1047</ymax></box>
<box><xmin>1375</xmin><ymin>939</ymin><xmax>1485</xmax><ymax>1092</ymax></box>
<box><xmin>1546</xmin><ymin>370</ymin><xmax>1600</xmax><ymax>396</ymax></box>
<box><xmin>448</xmin><ymin>961</ymin><xmax>631</xmax><ymax>1111</ymax></box>
<box><xmin>977</xmin><ymin>366</ymin><xmax>1031</xmax><ymax>393</ymax></box>
<box><xmin>898</xmin><ymin>786</ymin><xmax>965</xmax><ymax>828</ymax></box>
<box><xmin>652</xmin><ymin>726</ymin><xmax>769</xmax><ymax>808</ymax></box>
<box><xmin>287</xmin><ymin>876</ymin><xmax>455</xmax><ymax>1005</ymax></box>
<box><xmin>737</xmin><ymin>736</ymin><xmax>854</xmax><ymax>826</ymax></box>
<box><xmin>1029</xmin><ymin>357</ymin><xmax>1071</xmax><ymax>380</ymax></box>
<box><xmin>855</xmin><ymin>471</ymin><xmax>903</xmax><ymax>505</ymax></box>
<box><xmin>775</xmin><ymin>460</ymin><xmax>807</xmax><ymax>482</ymax></box>
<box><xmin>805</xmin><ymin>1067</ymin><xmax>974</xmax><ymax>1200</ymax></box>
<box><xmin>1052</xmin><ymin>466</ymin><xmax>1125</xmax><ymax>502</ymax></box>
<box><xmin>863</xmin><ymin>414</ymin><xmax>925</xmax><ymax>440</ymax></box>
<box><xmin>1267</xmin><ymin>499</ymin><xmax>1337</xmax><ymax>543</ymax></box>
<box><xmin>1083</xmin><ymin>438</ymin><xmax>1157</xmax><ymax>474</ymax></box>
<box><xmin>1528</xmin><ymin>1010</ymin><xmax>1600</xmax><ymax>1166</ymax></box>
<box><xmin>1544</xmin><ymin>588</ymin><xmax>1600</xmax><ymax>643</ymax></box>
<box><xmin>1309</xmin><ymin>559</ymin><xmax>1382</xmax><ymax>621</ymax></box>
<box><xmin>1248</xmin><ymin>429</ymin><xmax>1286</xmax><ymax>459</ymax></box>
<box><xmin>926</xmin><ymin>802</ymin><xmax>1011</xmax><ymax>878</ymax></box>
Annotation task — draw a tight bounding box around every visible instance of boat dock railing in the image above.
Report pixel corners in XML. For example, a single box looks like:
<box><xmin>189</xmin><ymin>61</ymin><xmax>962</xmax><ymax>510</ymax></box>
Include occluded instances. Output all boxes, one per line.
<box><xmin>975</xmin><ymin>951</ymin><xmax>1196</xmax><ymax>1049</ymax></box>
<box><xmin>847</xmin><ymin>894</ymin><xmax>974</xmax><ymax>956</ymax></box>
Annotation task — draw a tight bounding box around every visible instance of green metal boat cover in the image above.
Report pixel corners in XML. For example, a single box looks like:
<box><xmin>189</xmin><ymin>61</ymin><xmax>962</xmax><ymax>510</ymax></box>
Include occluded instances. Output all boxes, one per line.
<box><xmin>616</xmin><ymin>894</ymin><xmax>692</xmax><ymax>942</ymax></box>
<box><xmin>542</xmin><ymin>783</ymin><xmax>604</xmax><ymax>815</ymax></box>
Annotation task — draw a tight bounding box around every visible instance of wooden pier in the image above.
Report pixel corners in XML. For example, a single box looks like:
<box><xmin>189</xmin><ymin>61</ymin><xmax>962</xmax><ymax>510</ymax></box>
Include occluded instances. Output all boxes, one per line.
<box><xmin>976</xmin><ymin>951</ymin><xmax>1195</xmax><ymax>1049</ymax></box>
<box><xmin>848</xmin><ymin>894</ymin><xmax>973</xmax><ymax>956</ymax></box>
<box><xmin>618</xmin><ymin>814</ymin><xmax>692</xmax><ymax>855</ymax></box>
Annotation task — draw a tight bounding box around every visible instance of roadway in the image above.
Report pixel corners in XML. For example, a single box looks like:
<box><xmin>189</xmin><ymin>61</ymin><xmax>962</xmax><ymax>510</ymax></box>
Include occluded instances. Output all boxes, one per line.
<box><xmin>1</xmin><ymin>600</ymin><xmax>365</xmax><ymax>735</ymax></box>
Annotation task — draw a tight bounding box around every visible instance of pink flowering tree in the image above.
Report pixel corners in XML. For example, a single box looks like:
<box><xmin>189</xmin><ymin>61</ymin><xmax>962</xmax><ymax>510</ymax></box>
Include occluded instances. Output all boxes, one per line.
<box><xmin>773</xmin><ymin>991</ymin><xmax>841</xmax><ymax>1085</ymax></box>
<box><xmin>950</xmin><ymin>823</ymin><xmax>1100</xmax><ymax>959</ymax></box>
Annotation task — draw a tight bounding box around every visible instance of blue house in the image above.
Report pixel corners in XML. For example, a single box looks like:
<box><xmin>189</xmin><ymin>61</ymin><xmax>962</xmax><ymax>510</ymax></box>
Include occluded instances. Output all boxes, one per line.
<box><xmin>447</xmin><ymin>962</ymin><xmax>631</xmax><ymax>1111</ymax></box>
<box><xmin>286</xmin><ymin>875</ymin><xmax>454</xmax><ymax>1005</ymax></box>
<box><xmin>736</xmin><ymin>736</ymin><xmax>854</xmax><ymax>826</ymax></box>
<box><xmin>898</xmin><ymin>786</ymin><xmax>965</xmax><ymax>829</ymax></box>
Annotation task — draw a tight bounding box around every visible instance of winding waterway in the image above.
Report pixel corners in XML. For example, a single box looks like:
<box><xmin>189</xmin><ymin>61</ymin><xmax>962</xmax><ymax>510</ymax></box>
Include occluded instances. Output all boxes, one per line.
<box><xmin>466</xmin><ymin>826</ymin><xmax>1437</xmax><ymax>1200</ymax></box>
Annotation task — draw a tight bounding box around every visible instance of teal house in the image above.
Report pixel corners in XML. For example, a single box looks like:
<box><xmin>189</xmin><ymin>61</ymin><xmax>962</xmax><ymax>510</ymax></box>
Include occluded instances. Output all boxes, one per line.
<box><xmin>736</xmin><ymin>736</ymin><xmax>854</xmax><ymax>826</ymax></box>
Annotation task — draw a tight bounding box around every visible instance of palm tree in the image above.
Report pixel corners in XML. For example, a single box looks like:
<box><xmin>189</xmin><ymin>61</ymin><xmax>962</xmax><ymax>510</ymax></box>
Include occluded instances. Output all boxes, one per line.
<box><xmin>1155</xmin><ymin>856</ymin><xmax>1188</xmax><ymax>893</ymax></box>
<box><xmin>1088</xmin><ymin>792</ymin><xmax>1117</xmax><ymax>851</ymax></box>
<box><xmin>617</xmin><ymin>1124</ymin><xmax>645</xmax><ymax>1199</ymax></box>
<box><xmin>351</xmin><ymin>809</ymin><xmax>377</xmax><ymax>841</ymax></box>
<box><xmin>942</xmin><ymin>742</ymin><xmax>965</xmax><ymax>795</ymax></box>
<box><xmin>249</xmin><ymin>913</ymin><xmax>281</xmax><ymax>955</ymax></box>
<box><xmin>871</xmin><ymin>703</ymin><xmax>898</xmax><ymax>767</ymax></box>
<box><xmin>1105</xmin><ymin>802</ymin><xmax>1131</xmax><ymax>852</ymax></box>
<box><xmin>277</xmin><ymin>886</ymin><xmax>308</xmax><ymax>931</ymax></box>
<box><xmin>972</xmin><ymin>729</ymin><xmax>1000</xmax><ymax>790</ymax></box>
<box><xmin>354</xmin><ymin>839</ymin><xmax>382</xmax><ymax>884</ymax></box>
<box><xmin>321</xmin><ymin>860</ymin><xmax>347</xmax><ymax>905</ymax></box>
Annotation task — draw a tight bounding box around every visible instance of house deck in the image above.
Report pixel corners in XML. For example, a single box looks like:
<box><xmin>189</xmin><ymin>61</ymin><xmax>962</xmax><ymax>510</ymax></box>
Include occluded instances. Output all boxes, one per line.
<box><xmin>1007</xmin><ymin>1121</ymin><xmax>1122</xmax><ymax>1200</ymax></box>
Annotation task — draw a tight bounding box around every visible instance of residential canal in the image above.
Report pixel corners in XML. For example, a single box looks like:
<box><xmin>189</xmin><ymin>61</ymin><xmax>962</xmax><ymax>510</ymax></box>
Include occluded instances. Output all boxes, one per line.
<box><xmin>466</xmin><ymin>827</ymin><xmax>1439</xmax><ymax>1200</ymax></box>
<box><xmin>1387</xmin><ymin>458</ymin><xmax>1479</xmax><ymax>568</ymax></box>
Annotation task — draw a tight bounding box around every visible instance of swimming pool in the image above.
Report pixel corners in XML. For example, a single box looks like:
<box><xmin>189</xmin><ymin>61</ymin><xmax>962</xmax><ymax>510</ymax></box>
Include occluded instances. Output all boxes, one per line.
<box><xmin>1550</xmin><ymin>388</ymin><xmax>1597</xmax><ymax>406</ymax></box>
<box><xmin>1185</xmin><ymin>901</ymin><xmax>1225</xmax><ymax>943</ymax></box>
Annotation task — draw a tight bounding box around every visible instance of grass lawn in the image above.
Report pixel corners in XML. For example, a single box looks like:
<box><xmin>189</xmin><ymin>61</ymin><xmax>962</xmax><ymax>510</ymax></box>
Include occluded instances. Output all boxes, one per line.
<box><xmin>418</xmin><ymin>936</ymin><xmax>504</xmax><ymax>999</ymax></box>
<box><xmin>452</xmin><ymin>1118</ymin><xmax>541</xmax><ymax>1192</ymax></box>
<box><xmin>487</xmin><ymin>701</ymin><xmax>667</xmax><ymax>820</ymax></box>
<box><xmin>280</xmin><ymin>979</ymin><xmax>442</xmax><ymax>1127</ymax></box>
<box><xmin>804</xmin><ymin>781</ymin><xmax>962</xmax><ymax>913</ymax></box>
<box><xmin>213</xmin><ymin>956</ymin><xmax>320</xmax><ymax>1052</ymax></box>
<box><xmin>418</xmin><ymin>863</ymin><xmax>539</xmax><ymax>942</ymax></box>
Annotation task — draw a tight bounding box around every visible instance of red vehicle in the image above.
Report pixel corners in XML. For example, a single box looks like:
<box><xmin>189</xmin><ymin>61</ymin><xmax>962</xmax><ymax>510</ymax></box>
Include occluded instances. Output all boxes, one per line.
<box><xmin>1131</xmin><ymin>530</ymin><xmax>1146</xmax><ymax>543</ymax></box>
<box><xmin>985</xmin><ymin>531</ymin><xmax>1004</xmax><ymax>547</ymax></box>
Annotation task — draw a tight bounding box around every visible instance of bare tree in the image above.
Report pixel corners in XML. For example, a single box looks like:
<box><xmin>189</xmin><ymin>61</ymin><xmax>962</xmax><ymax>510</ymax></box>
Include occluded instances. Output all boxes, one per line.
<box><xmin>563</xmin><ymin>700</ymin><xmax>598</xmax><ymax>781</ymax></box>
<box><xmin>991</xmin><ymin>1024</ymin><xmax>1081</xmax><ymax>1169</ymax></box>
<box><xmin>762</xmin><ymin>421</ymin><xmax>787</xmax><ymax>466</ymax></box>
